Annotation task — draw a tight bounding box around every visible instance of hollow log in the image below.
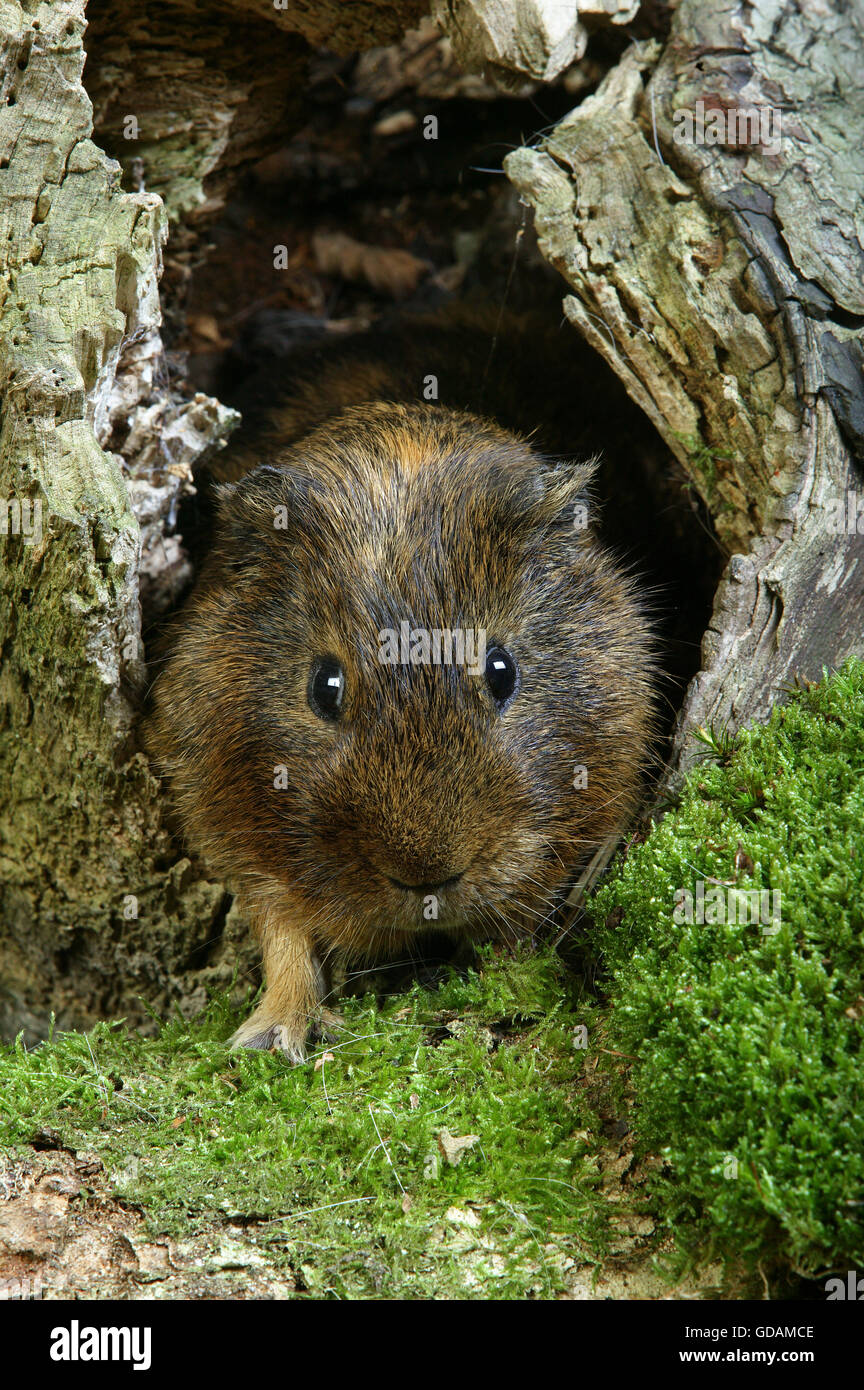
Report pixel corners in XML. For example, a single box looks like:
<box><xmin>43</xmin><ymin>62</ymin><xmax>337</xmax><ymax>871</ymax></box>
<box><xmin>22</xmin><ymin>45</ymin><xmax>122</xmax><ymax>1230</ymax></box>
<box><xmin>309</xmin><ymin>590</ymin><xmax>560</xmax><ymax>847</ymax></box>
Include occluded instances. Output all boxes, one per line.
<box><xmin>1</xmin><ymin>0</ymin><xmax>861</xmax><ymax>1040</ymax></box>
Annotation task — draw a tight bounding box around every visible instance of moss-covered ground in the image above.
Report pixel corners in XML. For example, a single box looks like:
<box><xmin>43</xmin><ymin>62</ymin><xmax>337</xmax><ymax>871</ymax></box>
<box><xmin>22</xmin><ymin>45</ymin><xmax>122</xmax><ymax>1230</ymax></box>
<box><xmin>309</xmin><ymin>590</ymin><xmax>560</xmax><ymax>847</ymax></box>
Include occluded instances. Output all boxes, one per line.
<box><xmin>0</xmin><ymin>950</ymin><xmax>653</xmax><ymax>1298</ymax></box>
<box><xmin>589</xmin><ymin>660</ymin><xmax>864</xmax><ymax>1280</ymax></box>
<box><xmin>1</xmin><ymin>661</ymin><xmax>862</xmax><ymax>1298</ymax></box>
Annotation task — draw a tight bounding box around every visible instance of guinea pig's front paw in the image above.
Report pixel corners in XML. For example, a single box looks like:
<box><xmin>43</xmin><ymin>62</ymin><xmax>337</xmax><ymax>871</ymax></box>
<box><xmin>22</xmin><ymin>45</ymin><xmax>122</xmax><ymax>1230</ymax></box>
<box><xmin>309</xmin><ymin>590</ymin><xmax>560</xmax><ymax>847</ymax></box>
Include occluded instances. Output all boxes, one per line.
<box><xmin>229</xmin><ymin>1013</ymin><xmax>308</xmax><ymax>1065</ymax></box>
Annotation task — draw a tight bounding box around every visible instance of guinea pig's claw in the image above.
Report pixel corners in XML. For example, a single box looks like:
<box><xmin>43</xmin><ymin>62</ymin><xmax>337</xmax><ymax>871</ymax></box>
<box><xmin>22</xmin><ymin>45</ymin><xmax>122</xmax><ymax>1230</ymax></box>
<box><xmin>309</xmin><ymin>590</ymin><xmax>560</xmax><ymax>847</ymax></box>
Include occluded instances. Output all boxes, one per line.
<box><xmin>229</xmin><ymin>1019</ymin><xmax>307</xmax><ymax>1064</ymax></box>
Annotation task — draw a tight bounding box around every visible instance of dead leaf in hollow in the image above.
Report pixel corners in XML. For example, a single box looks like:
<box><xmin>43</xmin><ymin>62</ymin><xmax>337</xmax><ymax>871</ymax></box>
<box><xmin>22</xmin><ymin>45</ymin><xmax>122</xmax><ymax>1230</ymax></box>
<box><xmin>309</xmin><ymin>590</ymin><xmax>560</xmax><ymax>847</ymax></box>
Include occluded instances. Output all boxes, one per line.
<box><xmin>312</xmin><ymin>231</ymin><xmax>428</xmax><ymax>298</ymax></box>
<box><xmin>373</xmin><ymin>109</ymin><xmax>417</xmax><ymax>137</ymax></box>
<box><xmin>187</xmin><ymin>314</ymin><xmax>229</xmax><ymax>349</ymax></box>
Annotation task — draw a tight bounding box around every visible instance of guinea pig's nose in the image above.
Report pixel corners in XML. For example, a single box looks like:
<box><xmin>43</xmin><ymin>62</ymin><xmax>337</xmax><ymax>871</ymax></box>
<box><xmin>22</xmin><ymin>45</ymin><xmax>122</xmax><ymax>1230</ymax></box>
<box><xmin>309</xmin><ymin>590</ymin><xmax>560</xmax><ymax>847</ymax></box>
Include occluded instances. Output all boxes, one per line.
<box><xmin>387</xmin><ymin>873</ymin><xmax>464</xmax><ymax>893</ymax></box>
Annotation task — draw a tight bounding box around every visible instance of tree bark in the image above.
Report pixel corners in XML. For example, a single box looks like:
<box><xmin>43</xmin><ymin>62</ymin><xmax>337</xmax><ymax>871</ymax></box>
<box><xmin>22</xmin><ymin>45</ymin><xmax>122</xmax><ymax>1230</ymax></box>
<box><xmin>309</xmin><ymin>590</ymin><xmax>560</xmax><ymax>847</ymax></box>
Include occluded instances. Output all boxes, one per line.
<box><xmin>0</xmin><ymin>0</ymin><xmax>249</xmax><ymax>1043</ymax></box>
<box><xmin>83</xmin><ymin>0</ymin><xmax>428</xmax><ymax>232</ymax></box>
<box><xmin>503</xmin><ymin>0</ymin><xmax>864</xmax><ymax>780</ymax></box>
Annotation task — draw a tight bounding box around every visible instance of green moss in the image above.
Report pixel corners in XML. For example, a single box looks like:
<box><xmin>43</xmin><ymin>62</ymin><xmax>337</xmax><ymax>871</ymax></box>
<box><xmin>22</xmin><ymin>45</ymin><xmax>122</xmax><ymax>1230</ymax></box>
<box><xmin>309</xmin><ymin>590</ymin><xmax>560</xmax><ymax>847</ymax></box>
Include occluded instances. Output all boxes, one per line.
<box><xmin>5</xmin><ymin>664</ymin><xmax>862</xmax><ymax>1294</ymax></box>
<box><xmin>0</xmin><ymin>947</ymin><xmax>614</xmax><ymax>1299</ymax></box>
<box><xmin>590</xmin><ymin>660</ymin><xmax>864</xmax><ymax>1276</ymax></box>
<box><xmin>671</xmin><ymin>430</ymin><xmax>736</xmax><ymax>508</ymax></box>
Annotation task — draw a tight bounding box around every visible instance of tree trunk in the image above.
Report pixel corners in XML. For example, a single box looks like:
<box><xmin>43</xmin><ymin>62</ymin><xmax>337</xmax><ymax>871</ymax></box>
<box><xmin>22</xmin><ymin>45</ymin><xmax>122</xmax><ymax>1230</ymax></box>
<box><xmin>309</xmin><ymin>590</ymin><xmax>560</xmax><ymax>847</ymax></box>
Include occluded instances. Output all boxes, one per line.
<box><xmin>503</xmin><ymin>0</ymin><xmax>864</xmax><ymax>781</ymax></box>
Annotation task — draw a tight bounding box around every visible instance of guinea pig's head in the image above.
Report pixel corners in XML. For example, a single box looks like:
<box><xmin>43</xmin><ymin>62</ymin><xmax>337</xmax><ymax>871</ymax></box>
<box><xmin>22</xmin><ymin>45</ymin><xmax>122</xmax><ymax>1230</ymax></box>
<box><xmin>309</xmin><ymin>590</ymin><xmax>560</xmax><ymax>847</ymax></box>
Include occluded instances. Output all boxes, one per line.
<box><xmin>154</xmin><ymin>403</ymin><xmax>654</xmax><ymax>951</ymax></box>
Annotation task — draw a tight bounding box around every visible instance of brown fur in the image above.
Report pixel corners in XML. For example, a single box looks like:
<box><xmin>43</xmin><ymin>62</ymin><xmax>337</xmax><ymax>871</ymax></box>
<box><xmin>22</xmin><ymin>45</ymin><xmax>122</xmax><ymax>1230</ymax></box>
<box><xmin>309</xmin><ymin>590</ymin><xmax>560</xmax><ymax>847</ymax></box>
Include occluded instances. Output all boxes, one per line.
<box><xmin>147</xmin><ymin>354</ymin><xmax>655</xmax><ymax>1060</ymax></box>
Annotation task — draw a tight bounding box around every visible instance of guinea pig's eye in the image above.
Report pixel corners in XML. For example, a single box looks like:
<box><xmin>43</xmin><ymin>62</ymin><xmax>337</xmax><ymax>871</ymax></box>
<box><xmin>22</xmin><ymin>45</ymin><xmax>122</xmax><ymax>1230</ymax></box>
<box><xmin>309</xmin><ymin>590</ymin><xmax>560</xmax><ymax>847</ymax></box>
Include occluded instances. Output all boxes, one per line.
<box><xmin>484</xmin><ymin>645</ymin><xmax>519</xmax><ymax>708</ymax></box>
<box><xmin>308</xmin><ymin>657</ymin><xmax>345</xmax><ymax>720</ymax></box>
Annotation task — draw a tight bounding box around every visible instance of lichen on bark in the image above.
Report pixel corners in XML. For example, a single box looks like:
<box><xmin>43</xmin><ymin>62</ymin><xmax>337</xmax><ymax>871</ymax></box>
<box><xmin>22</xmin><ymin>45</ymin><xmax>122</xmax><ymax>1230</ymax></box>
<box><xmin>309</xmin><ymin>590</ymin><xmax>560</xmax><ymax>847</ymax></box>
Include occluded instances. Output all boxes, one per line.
<box><xmin>0</xmin><ymin>1</ymin><xmax>247</xmax><ymax>1042</ymax></box>
<box><xmin>504</xmin><ymin>0</ymin><xmax>864</xmax><ymax>775</ymax></box>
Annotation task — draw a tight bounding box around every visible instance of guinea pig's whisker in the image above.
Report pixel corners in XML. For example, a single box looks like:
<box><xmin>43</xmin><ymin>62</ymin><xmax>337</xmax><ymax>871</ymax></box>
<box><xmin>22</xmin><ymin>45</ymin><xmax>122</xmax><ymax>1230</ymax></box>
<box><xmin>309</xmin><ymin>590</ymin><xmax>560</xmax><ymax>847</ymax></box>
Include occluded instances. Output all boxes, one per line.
<box><xmin>521</xmin><ymin>895</ymin><xmax>562</xmax><ymax>930</ymax></box>
<box><xmin>343</xmin><ymin>958</ymin><xmax>420</xmax><ymax>980</ymax></box>
<box><xmin>509</xmin><ymin>880</ymin><xmax>558</xmax><ymax>918</ymax></box>
<box><xmin>474</xmin><ymin>902</ymin><xmax>506</xmax><ymax>942</ymax></box>
<box><xmin>534</xmin><ymin>837</ymin><xmax>568</xmax><ymax>872</ymax></box>
<box><xmin>483</xmin><ymin>897</ymin><xmax>537</xmax><ymax>942</ymax></box>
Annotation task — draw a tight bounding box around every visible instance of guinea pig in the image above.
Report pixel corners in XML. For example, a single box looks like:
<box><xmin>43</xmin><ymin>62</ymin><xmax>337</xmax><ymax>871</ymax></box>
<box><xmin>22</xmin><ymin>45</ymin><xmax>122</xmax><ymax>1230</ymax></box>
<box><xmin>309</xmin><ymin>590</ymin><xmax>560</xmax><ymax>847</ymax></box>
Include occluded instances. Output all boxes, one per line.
<box><xmin>147</xmin><ymin>354</ymin><xmax>655</xmax><ymax>1061</ymax></box>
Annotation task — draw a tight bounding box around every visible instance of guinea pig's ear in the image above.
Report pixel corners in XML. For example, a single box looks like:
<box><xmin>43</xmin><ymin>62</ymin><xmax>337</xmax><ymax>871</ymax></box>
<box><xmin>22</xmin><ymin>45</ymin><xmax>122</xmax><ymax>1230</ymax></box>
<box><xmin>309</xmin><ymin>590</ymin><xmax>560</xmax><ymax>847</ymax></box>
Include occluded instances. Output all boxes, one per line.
<box><xmin>527</xmin><ymin>456</ymin><xmax>599</xmax><ymax>537</ymax></box>
<box><xmin>213</xmin><ymin>464</ymin><xmax>315</xmax><ymax>570</ymax></box>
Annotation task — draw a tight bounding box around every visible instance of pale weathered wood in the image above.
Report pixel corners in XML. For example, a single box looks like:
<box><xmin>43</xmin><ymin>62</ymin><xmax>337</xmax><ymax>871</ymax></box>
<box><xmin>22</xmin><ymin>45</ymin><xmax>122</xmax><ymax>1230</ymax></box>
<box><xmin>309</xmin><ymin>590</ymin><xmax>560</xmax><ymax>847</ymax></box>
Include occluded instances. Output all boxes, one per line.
<box><xmin>84</xmin><ymin>0</ymin><xmax>428</xmax><ymax>229</ymax></box>
<box><xmin>504</xmin><ymin>1</ymin><xmax>864</xmax><ymax>776</ymax></box>
<box><xmin>0</xmin><ymin>0</ymin><xmax>248</xmax><ymax>1040</ymax></box>
<box><xmin>431</xmin><ymin>0</ymin><xmax>640</xmax><ymax>85</ymax></box>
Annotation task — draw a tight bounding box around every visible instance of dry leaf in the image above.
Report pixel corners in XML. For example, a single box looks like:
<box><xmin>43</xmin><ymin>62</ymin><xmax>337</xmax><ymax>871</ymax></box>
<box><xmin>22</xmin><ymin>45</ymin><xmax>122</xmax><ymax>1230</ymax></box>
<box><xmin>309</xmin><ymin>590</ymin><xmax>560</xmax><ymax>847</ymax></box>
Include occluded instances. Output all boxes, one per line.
<box><xmin>373</xmin><ymin>109</ymin><xmax>417</xmax><ymax>137</ymax></box>
<box><xmin>314</xmin><ymin>1052</ymin><xmax>335</xmax><ymax>1071</ymax></box>
<box><xmin>187</xmin><ymin>314</ymin><xmax>229</xmax><ymax>348</ymax></box>
<box><xmin>313</xmin><ymin>231</ymin><xmax>428</xmax><ymax>299</ymax></box>
<box><xmin>445</xmin><ymin>1206</ymin><xmax>481</xmax><ymax>1228</ymax></box>
<box><xmin>437</xmin><ymin>1128</ymin><xmax>480</xmax><ymax>1166</ymax></box>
